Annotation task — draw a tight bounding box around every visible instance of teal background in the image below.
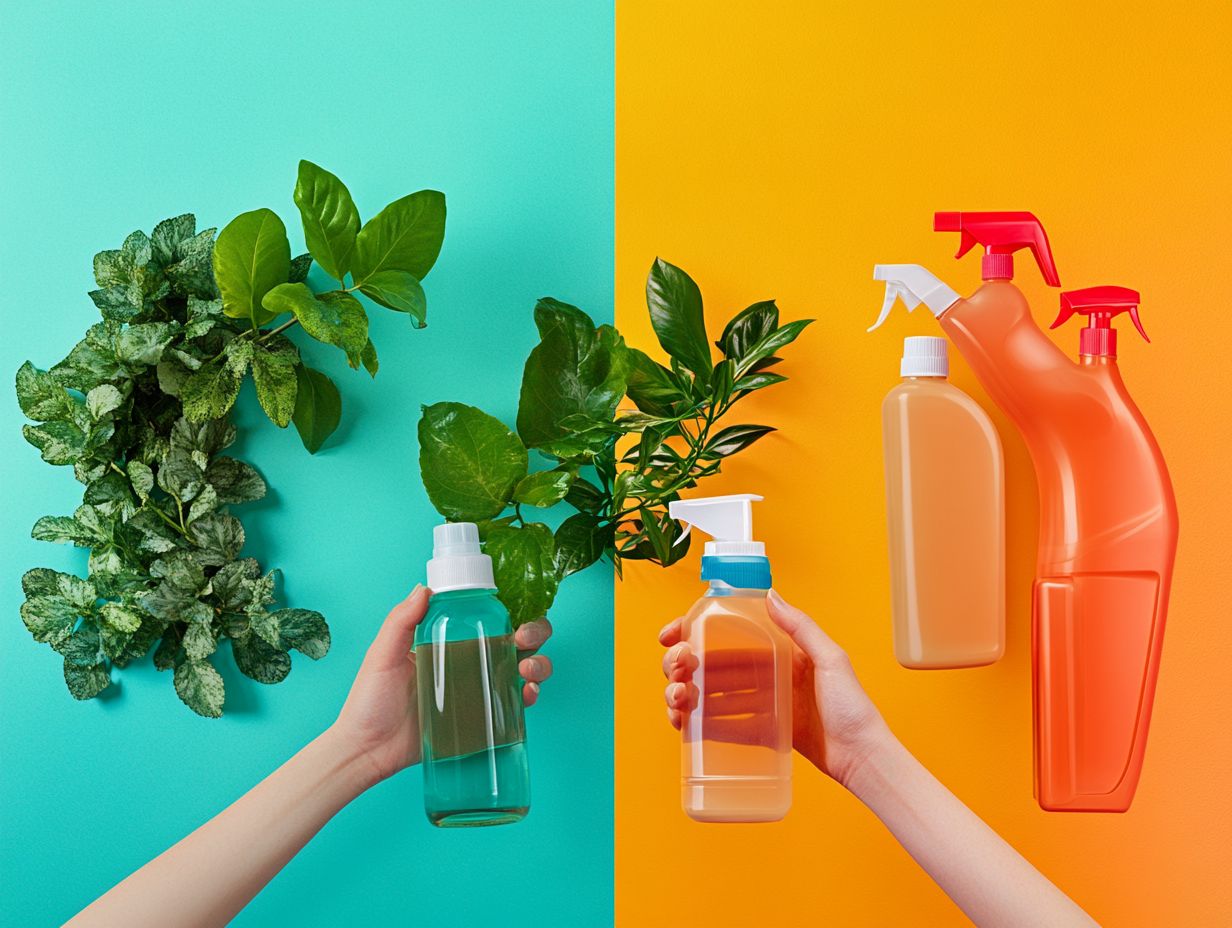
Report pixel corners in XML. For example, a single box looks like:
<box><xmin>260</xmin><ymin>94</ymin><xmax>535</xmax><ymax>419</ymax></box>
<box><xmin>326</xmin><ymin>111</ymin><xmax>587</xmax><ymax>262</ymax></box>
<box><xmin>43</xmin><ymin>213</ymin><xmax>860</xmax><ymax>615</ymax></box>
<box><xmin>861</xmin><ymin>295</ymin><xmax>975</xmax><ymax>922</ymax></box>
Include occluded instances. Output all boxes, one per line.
<box><xmin>0</xmin><ymin>2</ymin><xmax>613</xmax><ymax>925</ymax></box>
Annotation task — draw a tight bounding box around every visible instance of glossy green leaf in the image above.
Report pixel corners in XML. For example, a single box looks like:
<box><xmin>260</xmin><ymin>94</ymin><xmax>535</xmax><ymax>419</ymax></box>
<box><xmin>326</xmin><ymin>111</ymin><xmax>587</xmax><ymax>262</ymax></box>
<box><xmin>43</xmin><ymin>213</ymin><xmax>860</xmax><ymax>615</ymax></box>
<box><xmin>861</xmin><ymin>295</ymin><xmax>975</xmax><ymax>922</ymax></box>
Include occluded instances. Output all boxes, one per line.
<box><xmin>16</xmin><ymin>362</ymin><xmax>74</xmax><ymax>421</ymax></box>
<box><xmin>351</xmin><ymin>190</ymin><xmax>446</xmax><ymax>283</ymax></box>
<box><xmin>624</xmin><ymin>349</ymin><xmax>684</xmax><ymax>416</ymax></box>
<box><xmin>733</xmin><ymin>371</ymin><xmax>788</xmax><ymax>393</ymax></box>
<box><xmin>516</xmin><ymin>298</ymin><xmax>628</xmax><ymax>453</ymax></box>
<box><xmin>23</xmin><ymin>420</ymin><xmax>86</xmax><ymax>465</ymax></box>
<box><xmin>358</xmin><ymin>270</ymin><xmax>426</xmax><ymax>325</ymax></box>
<box><xmin>293</xmin><ymin>160</ymin><xmax>360</xmax><ymax>280</ymax></box>
<box><xmin>564</xmin><ymin>475</ymin><xmax>605</xmax><ymax>514</ymax></box>
<box><xmin>361</xmin><ymin>339</ymin><xmax>379</xmax><ymax>377</ymax></box>
<box><xmin>717</xmin><ymin>300</ymin><xmax>778</xmax><ymax>359</ymax></box>
<box><xmin>233</xmin><ymin>634</ymin><xmax>292</xmax><ymax>684</ymax></box>
<box><xmin>513</xmin><ymin>468</ymin><xmax>575</xmax><ymax>507</ymax></box>
<box><xmin>645</xmin><ymin>258</ymin><xmax>711</xmax><ymax>377</ymax></box>
<box><xmin>418</xmin><ymin>402</ymin><xmax>527</xmax><ymax>521</ymax></box>
<box><xmin>553</xmin><ymin>513</ymin><xmax>611</xmax><ymax>578</ymax></box>
<box><xmin>213</xmin><ymin>208</ymin><xmax>290</xmax><ymax>326</ymax></box>
<box><xmin>205</xmin><ymin>456</ymin><xmax>267</xmax><ymax>503</ymax></box>
<box><xmin>701</xmin><ymin>424</ymin><xmax>775</xmax><ymax>459</ymax></box>
<box><xmin>735</xmin><ymin>319</ymin><xmax>813</xmax><ymax>377</ymax></box>
<box><xmin>485</xmin><ymin>521</ymin><xmax>558</xmax><ymax>627</ymax></box>
<box><xmin>272</xmin><ymin>608</ymin><xmax>330</xmax><ymax>659</ymax></box>
<box><xmin>291</xmin><ymin>365</ymin><xmax>341</xmax><ymax>454</ymax></box>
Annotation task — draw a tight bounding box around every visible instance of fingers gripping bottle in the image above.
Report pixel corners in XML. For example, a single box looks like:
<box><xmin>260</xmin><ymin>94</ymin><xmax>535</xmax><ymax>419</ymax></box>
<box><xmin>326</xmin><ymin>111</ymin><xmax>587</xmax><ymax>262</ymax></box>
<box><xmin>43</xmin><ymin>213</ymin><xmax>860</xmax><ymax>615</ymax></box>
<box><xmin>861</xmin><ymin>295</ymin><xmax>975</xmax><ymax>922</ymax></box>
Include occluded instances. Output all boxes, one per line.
<box><xmin>415</xmin><ymin>523</ymin><xmax>531</xmax><ymax>827</ymax></box>
<box><xmin>668</xmin><ymin>494</ymin><xmax>792</xmax><ymax>823</ymax></box>
<box><xmin>873</xmin><ymin>212</ymin><xmax>1178</xmax><ymax>812</ymax></box>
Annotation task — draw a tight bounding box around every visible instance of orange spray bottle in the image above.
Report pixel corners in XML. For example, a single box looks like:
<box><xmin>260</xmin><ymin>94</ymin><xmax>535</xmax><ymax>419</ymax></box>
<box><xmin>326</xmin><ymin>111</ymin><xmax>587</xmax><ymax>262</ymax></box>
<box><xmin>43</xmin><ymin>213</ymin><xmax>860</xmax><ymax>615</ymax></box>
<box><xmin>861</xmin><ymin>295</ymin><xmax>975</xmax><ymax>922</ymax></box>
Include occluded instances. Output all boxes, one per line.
<box><xmin>873</xmin><ymin>212</ymin><xmax>1178</xmax><ymax>812</ymax></box>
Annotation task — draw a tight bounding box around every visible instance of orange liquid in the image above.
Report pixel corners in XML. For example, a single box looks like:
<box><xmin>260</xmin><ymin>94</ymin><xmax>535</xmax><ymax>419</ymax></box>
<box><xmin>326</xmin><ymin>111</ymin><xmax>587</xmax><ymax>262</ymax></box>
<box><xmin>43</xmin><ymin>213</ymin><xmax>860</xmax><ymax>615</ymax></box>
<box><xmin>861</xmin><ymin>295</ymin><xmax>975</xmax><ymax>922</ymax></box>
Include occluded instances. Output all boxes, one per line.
<box><xmin>881</xmin><ymin>376</ymin><xmax>1006</xmax><ymax>668</ymax></box>
<box><xmin>681</xmin><ymin>590</ymin><xmax>792</xmax><ymax>822</ymax></box>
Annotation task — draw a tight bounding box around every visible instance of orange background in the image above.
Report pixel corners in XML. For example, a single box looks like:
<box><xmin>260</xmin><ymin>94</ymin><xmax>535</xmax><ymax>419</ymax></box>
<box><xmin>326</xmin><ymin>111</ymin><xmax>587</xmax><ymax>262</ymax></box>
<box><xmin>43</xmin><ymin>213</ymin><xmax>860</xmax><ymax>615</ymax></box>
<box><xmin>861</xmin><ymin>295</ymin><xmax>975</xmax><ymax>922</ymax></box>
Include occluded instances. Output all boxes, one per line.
<box><xmin>614</xmin><ymin>2</ymin><xmax>1232</xmax><ymax>925</ymax></box>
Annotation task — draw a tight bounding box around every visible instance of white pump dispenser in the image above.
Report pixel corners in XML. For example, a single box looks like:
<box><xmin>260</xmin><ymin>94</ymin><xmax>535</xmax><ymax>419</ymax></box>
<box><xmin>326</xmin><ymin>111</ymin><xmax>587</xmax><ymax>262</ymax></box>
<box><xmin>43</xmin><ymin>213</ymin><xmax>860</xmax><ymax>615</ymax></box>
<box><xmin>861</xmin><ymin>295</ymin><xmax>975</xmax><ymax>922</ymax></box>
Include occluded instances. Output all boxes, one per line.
<box><xmin>668</xmin><ymin>494</ymin><xmax>765</xmax><ymax>557</ymax></box>
<box><xmin>868</xmin><ymin>264</ymin><xmax>961</xmax><ymax>332</ymax></box>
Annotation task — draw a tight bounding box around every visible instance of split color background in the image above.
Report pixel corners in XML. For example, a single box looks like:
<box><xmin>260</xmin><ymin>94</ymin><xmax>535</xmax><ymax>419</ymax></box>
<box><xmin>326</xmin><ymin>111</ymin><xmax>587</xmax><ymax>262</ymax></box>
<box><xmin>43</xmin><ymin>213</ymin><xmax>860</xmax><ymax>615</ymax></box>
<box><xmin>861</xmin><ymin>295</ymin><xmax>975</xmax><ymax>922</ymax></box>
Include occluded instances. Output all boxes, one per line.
<box><xmin>615</xmin><ymin>2</ymin><xmax>1231</xmax><ymax>926</ymax></box>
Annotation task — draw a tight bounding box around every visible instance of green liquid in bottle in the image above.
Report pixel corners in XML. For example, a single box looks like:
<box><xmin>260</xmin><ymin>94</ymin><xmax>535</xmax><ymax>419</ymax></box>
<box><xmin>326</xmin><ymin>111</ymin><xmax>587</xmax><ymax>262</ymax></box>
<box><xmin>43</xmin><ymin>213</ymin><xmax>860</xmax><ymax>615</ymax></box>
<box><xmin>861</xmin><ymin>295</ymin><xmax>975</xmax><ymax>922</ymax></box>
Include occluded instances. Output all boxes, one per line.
<box><xmin>415</xmin><ymin>589</ymin><xmax>531</xmax><ymax>827</ymax></box>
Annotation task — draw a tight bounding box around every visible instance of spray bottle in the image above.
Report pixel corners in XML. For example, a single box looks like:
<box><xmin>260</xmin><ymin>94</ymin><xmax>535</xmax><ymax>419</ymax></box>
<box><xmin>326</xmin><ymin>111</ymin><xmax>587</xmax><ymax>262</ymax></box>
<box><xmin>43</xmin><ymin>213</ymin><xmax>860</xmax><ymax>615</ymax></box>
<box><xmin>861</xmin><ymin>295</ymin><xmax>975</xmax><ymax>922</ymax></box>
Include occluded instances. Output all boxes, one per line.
<box><xmin>872</xmin><ymin>212</ymin><xmax>1178</xmax><ymax>811</ymax></box>
<box><xmin>415</xmin><ymin>522</ymin><xmax>531</xmax><ymax>826</ymax></box>
<box><xmin>668</xmin><ymin>494</ymin><xmax>792</xmax><ymax>823</ymax></box>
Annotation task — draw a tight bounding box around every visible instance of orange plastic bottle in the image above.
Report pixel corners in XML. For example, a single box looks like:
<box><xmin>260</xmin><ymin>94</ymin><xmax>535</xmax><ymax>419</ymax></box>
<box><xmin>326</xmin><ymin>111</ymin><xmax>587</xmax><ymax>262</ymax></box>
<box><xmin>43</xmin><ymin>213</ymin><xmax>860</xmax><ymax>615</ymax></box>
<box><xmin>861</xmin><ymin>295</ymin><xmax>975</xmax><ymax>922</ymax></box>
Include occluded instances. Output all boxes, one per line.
<box><xmin>667</xmin><ymin>494</ymin><xmax>792</xmax><ymax>823</ymax></box>
<box><xmin>880</xmin><ymin>336</ymin><xmax>1005</xmax><ymax>669</ymax></box>
<box><xmin>874</xmin><ymin>213</ymin><xmax>1178</xmax><ymax>812</ymax></box>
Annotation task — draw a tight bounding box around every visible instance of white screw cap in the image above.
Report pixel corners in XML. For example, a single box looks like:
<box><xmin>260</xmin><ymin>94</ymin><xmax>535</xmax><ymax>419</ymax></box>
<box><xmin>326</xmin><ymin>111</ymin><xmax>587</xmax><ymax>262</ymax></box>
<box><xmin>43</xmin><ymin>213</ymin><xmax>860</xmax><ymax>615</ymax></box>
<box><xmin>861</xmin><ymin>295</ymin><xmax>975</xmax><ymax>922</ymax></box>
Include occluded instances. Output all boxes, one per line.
<box><xmin>901</xmin><ymin>336</ymin><xmax>949</xmax><ymax>378</ymax></box>
<box><xmin>426</xmin><ymin>522</ymin><xmax>495</xmax><ymax>592</ymax></box>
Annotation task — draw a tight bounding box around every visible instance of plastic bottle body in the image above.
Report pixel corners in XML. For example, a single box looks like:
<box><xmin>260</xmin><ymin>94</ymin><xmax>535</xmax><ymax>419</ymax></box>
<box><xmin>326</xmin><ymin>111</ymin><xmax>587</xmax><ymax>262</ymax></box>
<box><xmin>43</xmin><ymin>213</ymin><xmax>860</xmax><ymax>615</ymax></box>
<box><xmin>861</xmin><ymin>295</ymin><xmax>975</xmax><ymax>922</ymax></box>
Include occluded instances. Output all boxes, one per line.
<box><xmin>414</xmin><ymin>588</ymin><xmax>530</xmax><ymax>827</ymax></box>
<box><xmin>681</xmin><ymin>585</ymin><xmax>792</xmax><ymax>822</ymax></box>
<box><xmin>881</xmin><ymin>376</ymin><xmax>1005</xmax><ymax>668</ymax></box>
<box><xmin>941</xmin><ymin>285</ymin><xmax>1178</xmax><ymax>812</ymax></box>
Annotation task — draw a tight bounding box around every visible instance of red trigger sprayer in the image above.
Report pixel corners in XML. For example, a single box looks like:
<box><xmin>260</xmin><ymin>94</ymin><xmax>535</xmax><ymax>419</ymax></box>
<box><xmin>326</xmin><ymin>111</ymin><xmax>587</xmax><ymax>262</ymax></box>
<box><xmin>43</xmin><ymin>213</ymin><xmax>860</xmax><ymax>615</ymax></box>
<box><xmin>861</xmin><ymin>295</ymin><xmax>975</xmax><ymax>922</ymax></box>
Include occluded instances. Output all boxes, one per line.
<box><xmin>871</xmin><ymin>214</ymin><xmax>1177</xmax><ymax>812</ymax></box>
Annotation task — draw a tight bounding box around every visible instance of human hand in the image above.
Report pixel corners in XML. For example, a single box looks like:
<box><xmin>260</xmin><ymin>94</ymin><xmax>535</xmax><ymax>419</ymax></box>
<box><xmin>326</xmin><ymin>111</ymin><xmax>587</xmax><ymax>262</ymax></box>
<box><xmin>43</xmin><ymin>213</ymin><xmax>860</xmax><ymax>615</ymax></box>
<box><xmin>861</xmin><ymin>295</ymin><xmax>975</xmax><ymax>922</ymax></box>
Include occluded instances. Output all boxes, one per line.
<box><xmin>660</xmin><ymin>589</ymin><xmax>891</xmax><ymax>788</ymax></box>
<box><xmin>331</xmin><ymin>586</ymin><xmax>555</xmax><ymax>786</ymax></box>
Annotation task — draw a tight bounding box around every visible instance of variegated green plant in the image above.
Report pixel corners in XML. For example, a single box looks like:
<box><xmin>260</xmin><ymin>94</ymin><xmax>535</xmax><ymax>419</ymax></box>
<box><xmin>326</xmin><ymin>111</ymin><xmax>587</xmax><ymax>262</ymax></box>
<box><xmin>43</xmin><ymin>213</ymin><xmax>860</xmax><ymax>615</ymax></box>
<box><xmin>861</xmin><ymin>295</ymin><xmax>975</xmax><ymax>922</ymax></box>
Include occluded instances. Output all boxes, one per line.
<box><xmin>16</xmin><ymin>162</ymin><xmax>446</xmax><ymax>715</ymax></box>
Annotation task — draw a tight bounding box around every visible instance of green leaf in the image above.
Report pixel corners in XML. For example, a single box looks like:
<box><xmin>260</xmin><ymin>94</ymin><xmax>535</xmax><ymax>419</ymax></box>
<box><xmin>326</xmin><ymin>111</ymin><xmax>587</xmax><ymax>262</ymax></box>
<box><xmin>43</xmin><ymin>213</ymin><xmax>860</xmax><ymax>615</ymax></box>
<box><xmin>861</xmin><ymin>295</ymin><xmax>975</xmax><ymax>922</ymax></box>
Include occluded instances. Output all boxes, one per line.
<box><xmin>717</xmin><ymin>300</ymin><xmax>778</xmax><ymax>359</ymax></box>
<box><xmin>205</xmin><ymin>456</ymin><xmax>266</xmax><ymax>503</ymax></box>
<box><xmin>210</xmin><ymin>558</ymin><xmax>261</xmax><ymax>611</ymax></box>
<box><xmin>288</xmin><ymin>253</ymin><xmax>313</xmax><ymax>283</ymax></box>
<box><xmin>361</xmin><ymin>339</ymin><xmax>379</xmax><ymax>377</ymax></box>
<box><xmin>213</xmin><ymin>208</ymin><xmax>291</xmax><ymax>327</ymax></box>
<box><xmin>351</xmin><ymin>190</ymin><xmax>446</xmax><ymax>283</ymax></box>
<box><xmin>23</xmin><ymin>420</ymin><xmax>85</xmax><ymax>465</ymax></box>
<box><xmin>271</xmin><ymin>608</ymin><xmax>330</xmax><ymax>659</ymax></box>
<box><xmin>64</xmin><ymin>660</ymin><xmax>110</xmax><ymax>700</ymax></box>
<box><xmin>513</xmin><ymin>469</ymin><xmax>575</xmax><ymax>507</ymax></box>
<box><xmin>150</xmin><ymin>552</ymin><xmax>207</xmax><ymax>594</ymax></box>
<box><xmin>52</xmin><ymin>322</ymin><xmax>124</xmax><ymax>389</ymax></box>
<box><xmin>418</xmin><ymin>402</ymin><xmax>527</xmax><ymax>521</ymax></box>
<box><xmin>157</xmin><ymin>448</ymin><xmax>205</xmax><ymax>501</ymax></box>
<box><xmin>184</xmin><ymin>297</ymin><xmax>225</xmax><ymax>339</ymax></box>
<box><xmin>564</xmin><ymin>475</ymin><xmax>605</xmax><ymax>514</ymax></box>
<box><xmin>182</xmin><ymin>621</ymin><xmax>217</xmax><ymax>660</ymax></box>
<box><xmin>127</xmin><ymin>460</ymin><xmax>154</xmax><ymax>501</ymax></box>
<box><xmin>485</xmin><ymin>522</ymin><xmax>558</xmax><ymax>626</ymax></box>
<box><xmin>624</xmin><ymin>349</ymin><xmax>685</xmax><ymax>416</ymax></box>
<box><xmin>554</xmin><ymin>513</ymin><xmax>611</xmax><ymax>578</ymax></box>
<box><xmin>180</xmin><ymin>357</ymin><xmax>243</xmax><ymax>422</ymax></box>
<box><xmin>61</xmin><ymin>625</ymin><xmax>103</xmax><ymax>667</ymax></box>
<box><xmin>249</xmin><ymin>609</ymin><xmax>282</xmax><ymax>648</ymax></box>
<box><xmin>735</xmin><ymin>319</ymin><xmax>813</xmax><ymax>377</ymax></box>
<box><xmin>116</xmin><ymin>323</ymin><xmax>176</xmax><ymax>366</ymax></box>
<box><xmin>291</xmin><ymin>366</ymin><xmax>342</xmax><ymax>454</ymax></box>
<box><xmin>153</xmin><ymin>626</ymin><xmax>183</xmax><ymax>670</ymax></box>
<box><xmin>293</xmin><ymin>160</ymin><xmax>360</xmax><ymax>280</ymax></box>
<box><xmin>16</xmin><ymin>362</ymin><xmax>74</xmax><ymax>420</ymax></box>
<box><xmin>151</xmin><ymin>213</ymin><xmax>196</xmax><ymax>264</ymax></box>
<box><xmin>85</xmin><ymin>384</ymin><xmax>123</xmax><ymax>420</ymax></box>
<box><xmin>174</xmin><ymin>659</ymin><xmax>225</xmax><ymax>718</ymax></box>
<box><xmin>515</xmin><ymin>298</ymin><xmax>628</xmax><ymax>454</ymax></box>
<box><xmin>733</xmin><ymin>371</ymin><xmax>788</xmax><ymax>393</ymax></box>
<box><xmin>645</xmin><ymin>258</ymin><xmax>711</xmax><ymax>377</ymax></box>
<box><xmin>171</xmin><ymin>417</ymin><xmax>236</xmax><ymax>456</ymax></box>
<box><xmin>251</xmin><ymin>338</ymin><xmax>299</xmax><ymax>427</ymax></box>
<box><xmin>100</xmin><ymin>602</ymin><xmax>144</xmax><ymax>633</ymax></box>
<box><xmin>358</xmin><ymin>270</ymin><xmax>426</xmax><ymax>325</ymax></box>
<box><xmin>233</xmin><ymin>634</ymin><xmax>292</xmax><ymax>684</ymax></box>
<box><xmin>187</xmin><ymin>483</ymin><xmax>220</xmax><ymax>523</ymax></box>
<box><xmin>701</xmin><ymin>424</ymin><xmax>775</xmax><ymax>459</ymax></box>
<box><xmin>31</xmin><ymin>515</ymin><xmax>89</xmax><ymax>545</ymax></box>
<box><xmin>263</xmin><ymin>284</ymin><xmax>369</xmax><ymax>367</ymax></box>
<box><xmin>189</xmin><ymin>513</ymin><xmax>244</xmax><ymax>566</ymax></box>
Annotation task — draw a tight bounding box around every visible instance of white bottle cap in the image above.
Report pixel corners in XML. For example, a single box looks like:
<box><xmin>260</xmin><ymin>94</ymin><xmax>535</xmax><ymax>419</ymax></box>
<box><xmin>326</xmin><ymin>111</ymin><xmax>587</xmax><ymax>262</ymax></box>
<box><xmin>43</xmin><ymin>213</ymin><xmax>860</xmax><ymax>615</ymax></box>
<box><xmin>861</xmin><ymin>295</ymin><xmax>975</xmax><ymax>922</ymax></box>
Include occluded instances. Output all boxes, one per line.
<box><xmin>426</xmin><ymin>522</ymin><xmax>495</xmax><ymax>592</ymax></box>
<box><xmin>900</xmin><ymin>336</ymin><xmax>949</xmax><ymax>378</ymax></box>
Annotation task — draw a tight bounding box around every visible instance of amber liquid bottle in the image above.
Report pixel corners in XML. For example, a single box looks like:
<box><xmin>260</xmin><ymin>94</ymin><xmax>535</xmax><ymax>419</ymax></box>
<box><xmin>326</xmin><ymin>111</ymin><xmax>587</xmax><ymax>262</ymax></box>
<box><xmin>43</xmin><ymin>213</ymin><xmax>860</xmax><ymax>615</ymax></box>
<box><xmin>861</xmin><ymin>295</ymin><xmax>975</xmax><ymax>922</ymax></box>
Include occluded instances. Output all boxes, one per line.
<box><xmin>881</xmin><ymin>337</ymin><xmax>1005</xmax><ymax>669</ymax></box>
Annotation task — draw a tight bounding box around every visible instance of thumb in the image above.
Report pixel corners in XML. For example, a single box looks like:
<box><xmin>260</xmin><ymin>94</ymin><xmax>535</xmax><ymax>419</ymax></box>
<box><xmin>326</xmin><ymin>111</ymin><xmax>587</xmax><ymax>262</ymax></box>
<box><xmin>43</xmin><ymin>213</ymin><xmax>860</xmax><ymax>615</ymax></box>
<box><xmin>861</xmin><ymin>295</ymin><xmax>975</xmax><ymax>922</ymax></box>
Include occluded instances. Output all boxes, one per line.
<box><xmin>367</xmin><ymin>586</ymin><xmax>431</xmax><ymax>670</ymax></box>
<box><xmin>767</xmin><ymin>589</ymin><xmax>845</xmax><ymax>666</ymax></box>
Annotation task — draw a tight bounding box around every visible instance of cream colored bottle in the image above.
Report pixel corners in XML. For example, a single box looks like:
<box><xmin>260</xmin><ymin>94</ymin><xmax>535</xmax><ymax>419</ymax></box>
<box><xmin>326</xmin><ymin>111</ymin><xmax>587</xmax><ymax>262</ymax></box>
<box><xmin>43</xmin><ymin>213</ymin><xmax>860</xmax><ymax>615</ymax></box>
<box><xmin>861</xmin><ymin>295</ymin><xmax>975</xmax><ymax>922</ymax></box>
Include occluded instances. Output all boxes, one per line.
<box><xmin>881</xmin><ymin>336</ymin><xmax>1005</xmax><ymax>669</ymax></box>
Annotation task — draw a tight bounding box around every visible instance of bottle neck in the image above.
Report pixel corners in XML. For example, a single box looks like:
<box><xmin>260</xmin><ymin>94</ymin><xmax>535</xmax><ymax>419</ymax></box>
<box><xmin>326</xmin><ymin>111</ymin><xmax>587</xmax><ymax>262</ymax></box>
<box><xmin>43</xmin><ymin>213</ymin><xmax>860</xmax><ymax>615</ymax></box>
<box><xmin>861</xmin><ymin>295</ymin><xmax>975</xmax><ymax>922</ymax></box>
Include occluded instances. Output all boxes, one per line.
<box><xmin>429</xmin><ymin>586</ymin><xmax>497</xmax><ymax>603</ymax></box>
<box><xmin>706</xmin><ymin>581</ymin><xmax>769</xmax><ymax>597</ymax></box>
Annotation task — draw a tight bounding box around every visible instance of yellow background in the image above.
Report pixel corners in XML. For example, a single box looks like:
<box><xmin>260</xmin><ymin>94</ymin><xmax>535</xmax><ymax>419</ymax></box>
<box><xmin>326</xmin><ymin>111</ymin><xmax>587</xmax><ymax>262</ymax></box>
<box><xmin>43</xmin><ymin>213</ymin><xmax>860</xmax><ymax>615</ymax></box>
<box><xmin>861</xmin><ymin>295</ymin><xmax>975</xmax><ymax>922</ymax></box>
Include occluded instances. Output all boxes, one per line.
<box><xmin>615</xmin><ymin>2</ymin><xmax>1231</xmax><ymax>925</ymax></box>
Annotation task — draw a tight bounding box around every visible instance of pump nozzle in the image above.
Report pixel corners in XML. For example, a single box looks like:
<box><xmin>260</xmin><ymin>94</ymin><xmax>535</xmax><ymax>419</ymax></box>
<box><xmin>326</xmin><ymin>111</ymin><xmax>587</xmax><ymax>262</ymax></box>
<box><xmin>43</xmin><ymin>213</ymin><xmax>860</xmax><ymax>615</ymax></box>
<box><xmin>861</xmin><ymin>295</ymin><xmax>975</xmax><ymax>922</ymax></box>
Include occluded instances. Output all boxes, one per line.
<box><xmin>1051</xmin><ymin>286</ymin><xmax>1147</xmax><ymax>357</ymax></box>
<box><xmin>868</xmin><ymin>265</ymin><xmax>961</xmax><ymax>331</ymax></box>
<box><xmin>668</xmin><ymin>494</ymin><xmax>765</xmax><ymax>556</ymax></box>
<box><xmin>933</xmin><ymin>211</ymin><xmax>1061</xmax><ymax>286</ymax></box>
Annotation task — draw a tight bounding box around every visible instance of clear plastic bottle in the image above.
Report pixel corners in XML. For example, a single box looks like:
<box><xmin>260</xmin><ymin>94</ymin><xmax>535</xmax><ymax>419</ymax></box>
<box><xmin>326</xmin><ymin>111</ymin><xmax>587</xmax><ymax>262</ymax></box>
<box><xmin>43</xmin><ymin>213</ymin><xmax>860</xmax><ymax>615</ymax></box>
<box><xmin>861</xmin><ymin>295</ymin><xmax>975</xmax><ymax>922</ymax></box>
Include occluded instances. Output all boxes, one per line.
<box><xmin>880</xmin><ymin>336</ymin><xmax>1005</xmax><ymax>669</ymax></box>
<box><xmin>415</xmin><ymin>523</ymin><xmax>530</xmax><ymax>827</ymax></box>
<box><xmin>669</xmin><ymin>495</ymin><xmax>792</xmax><ymax>822</ymax></box>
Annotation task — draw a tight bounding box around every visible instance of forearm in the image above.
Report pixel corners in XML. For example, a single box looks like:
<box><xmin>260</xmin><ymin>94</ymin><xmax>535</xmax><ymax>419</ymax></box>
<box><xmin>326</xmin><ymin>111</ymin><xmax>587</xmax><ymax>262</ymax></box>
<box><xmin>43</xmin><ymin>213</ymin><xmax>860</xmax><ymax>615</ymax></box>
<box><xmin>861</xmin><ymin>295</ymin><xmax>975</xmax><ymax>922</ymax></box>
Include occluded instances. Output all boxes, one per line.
<box><xmin>847</xmin><ymin>736</ymin><xmax>1098</xmax><ymax>928</ymax></box>
<box><xmin>66</xmin><ymin>726</ymin><xmax>375</xmax><ymax>928</ymax></box>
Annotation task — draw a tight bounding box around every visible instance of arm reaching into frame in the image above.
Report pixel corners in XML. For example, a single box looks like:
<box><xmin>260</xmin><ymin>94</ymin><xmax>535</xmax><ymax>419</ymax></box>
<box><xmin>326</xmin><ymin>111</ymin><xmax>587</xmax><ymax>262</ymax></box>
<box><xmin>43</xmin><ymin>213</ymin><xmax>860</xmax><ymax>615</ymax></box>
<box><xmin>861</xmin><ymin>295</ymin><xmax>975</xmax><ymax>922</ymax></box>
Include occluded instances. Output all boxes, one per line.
<box><xmin>661</xmin><ymin>589</ymin><xmax>1098</xmax><ymax>928</ymax></box>
<box><xmin>68</xmin><ymin>586</ymin><xmax>554</xmax><ymax>928</ymax></box>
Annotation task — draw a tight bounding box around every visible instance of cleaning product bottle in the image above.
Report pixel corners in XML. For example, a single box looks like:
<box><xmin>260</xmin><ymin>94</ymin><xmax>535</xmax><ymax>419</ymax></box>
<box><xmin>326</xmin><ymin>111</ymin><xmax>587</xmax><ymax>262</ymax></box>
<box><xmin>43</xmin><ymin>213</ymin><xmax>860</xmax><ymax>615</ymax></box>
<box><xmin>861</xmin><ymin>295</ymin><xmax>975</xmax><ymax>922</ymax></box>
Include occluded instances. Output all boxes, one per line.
<box><xmin>872</xmin><ymin>212</ymin><xmax>1178</xmax><ymax>812</ymax></box>
<box><xmin>878</xmin><ymin>335</ymin><xmax>1005</xmax><ymax>669</ymax></box>
<box><xmin>667</xmin><ymin>494</ymin><xmax>792</xmax><ymax>823</ymax></box>
<box><xmin>415</xmin><ymin>522</ymin><xmax>530</xmax><ymax>826</ymax></box>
